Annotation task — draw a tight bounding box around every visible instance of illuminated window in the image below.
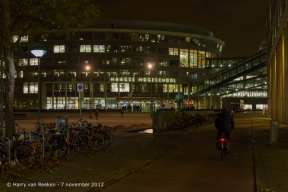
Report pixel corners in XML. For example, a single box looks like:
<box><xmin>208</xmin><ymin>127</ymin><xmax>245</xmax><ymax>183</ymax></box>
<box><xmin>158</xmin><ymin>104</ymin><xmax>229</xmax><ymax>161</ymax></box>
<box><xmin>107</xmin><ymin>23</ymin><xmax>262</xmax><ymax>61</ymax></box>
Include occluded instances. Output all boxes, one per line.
<box><xmin>93</xmin><ymin>45</ymin><xmax>105</xmax><ymax>53</ymax></box>
<box><xmin>12</xmin><ymin>35</ymin><xmax>19</xmax><ymax>43</ymax></box>
<box><xmin>120</xmin><ymin>45</ymin><xmax>132</xmax><ymax>53</ymax></box>
<box><xmin>133</xmin><ymin>46</ymin><xmax>144</xmax><ymax>53</ymax></box>
<box><xmin>180</xmin><ymin>49</ymin><xmax>188</xmax><ymax>67</ymax></box>
<box><xmin>120</xmin><ymin>58</ymin><xmax>131</xmax><ymax>65</ymax></box>
<box><xmin>17</xmin><ymin>71</ymin><xmax>23</xmax><ymax>78</ymax></box>
<box><xmin>23</xmin><ymin>83</ymin><xmax>28</xmax><ymax>93</ymax></box>
<box><xmin>119</xmin><ymin>83</ymin><xmax>129</xmax><ymax>92</ymax></box>
<box><xmin>100</xmin><ymin>83</ymin><xmax>104</xmax><ymax>92</ymax></box>
<box><xmin>19</xmin><ymin>59</ymin><xmax>28</xmax><ymax>66</ymax></box>
<box><xmin>29</xmin><ymin>82</ymin><xmax>37</xmax><ymax>93</ymax></box>
<box><xmin>243</xmin><ymin>104</ymin><xmax>252</xmax><ymax>110</ymax></box>
<box><xmin>111</xmin><ymin>83</ymin><xmax>130</xmax><ymax>92</ymax></box>
<box><xmin>163</xmin><ymin>84</ymin><xmax>168</xmax><ymax>92</ymax></box>
<box><xmin>198</xmin><ymin>51</ymin><xmax>205</xmax><ymax>68</ymax></box>
<box><xmin>11</xmin><ymin>35</ymin><xmax>28</xmax><ymax>43</ymax></box>
<box><xmin>23</xmin><ymin>82</ymin><xmax>38</xmax><ymax>94</ymax></box>
<box><xmin>256</xmin><ymin>104</ymin><xmax>268</xmax><ymax>110</ymax></box>
<box><xmin>168</xmin><ymin>84</ymin><xmax>177</xmax><ymax>92</ymax></box>
<box><xmin>80</xmin><ymin>45</ymin><xmax>91</xmax><ymax>52</ymax></box>
<box><xmin>169</xmin><ymin>48</ymin><xmax>178</xmax><ymax>55</ymax></box>
<box><xmin>29</xmin><ymin>58</ymin><xmax>38</xmax><ymax>66</ymax></box>
<box><xmin>21</xmin><ymin>35</ymin><xmax>29</xmax><ymax>42</ymax></box>
<box><xmin>190</xmin><ymin>50</ymin><xmax>198</xmax><ymax>68</ymax></box>
<box><xmin>145</xmin><ymin>34</ymin><xmax>149</xmax><ymax>41</ymax></box>
<box><xmin>54</xmin><ymin>45</ymin><xmax>65</xmax><ymax>53</ymax></box>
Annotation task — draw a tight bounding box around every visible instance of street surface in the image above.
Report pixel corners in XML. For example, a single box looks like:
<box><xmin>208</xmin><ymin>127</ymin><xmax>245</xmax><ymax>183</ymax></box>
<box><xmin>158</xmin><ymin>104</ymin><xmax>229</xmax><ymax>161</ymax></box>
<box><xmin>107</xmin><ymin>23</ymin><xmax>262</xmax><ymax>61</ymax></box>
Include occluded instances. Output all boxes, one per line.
<box><xmin>0</xmin><ymin>111</ymin><xmax>274</xmax><ymax>192</ymax></box>
<box><xmin>103</xmin><ymin>114</ymin><xmax>255</xmax><ymax>192</ymax></box>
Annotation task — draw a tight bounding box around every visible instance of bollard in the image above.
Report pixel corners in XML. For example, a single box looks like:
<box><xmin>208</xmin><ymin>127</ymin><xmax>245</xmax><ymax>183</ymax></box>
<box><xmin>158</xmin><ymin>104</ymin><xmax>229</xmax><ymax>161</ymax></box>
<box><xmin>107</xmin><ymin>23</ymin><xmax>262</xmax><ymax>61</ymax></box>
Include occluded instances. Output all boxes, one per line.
<box><xmin>270</xmin><ymin>120</ymin><xmax>279</xmax><ymax>144</ymax></box>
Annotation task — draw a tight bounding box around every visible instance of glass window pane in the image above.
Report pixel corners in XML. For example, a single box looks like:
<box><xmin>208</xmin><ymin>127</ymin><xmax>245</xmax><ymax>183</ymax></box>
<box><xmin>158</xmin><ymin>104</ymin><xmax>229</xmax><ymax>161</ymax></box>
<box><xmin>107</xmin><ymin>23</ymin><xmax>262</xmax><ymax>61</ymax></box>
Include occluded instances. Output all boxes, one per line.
<box><xmin>23</xmin><ymin>82</ymin><xmax>28</xmax><ymax>94</ymax></box>
<box><xmin>190</xmin><ymin>50</ymin><xmax>198</xmax><ymax>68</ymax></box>
<box><xmin>180</xmin><ymin>49</ymin><xmax>188</xmax><ymax>67</ymax></box>
<box><xmin>19</xmin><ymin>59</ymin><xmax>28</xmax><ymax>66</ymax></box>
<box><xmin>54</xmin><ymin>45</ymin><xmax>65</xmax><ymax>53</ymax></box>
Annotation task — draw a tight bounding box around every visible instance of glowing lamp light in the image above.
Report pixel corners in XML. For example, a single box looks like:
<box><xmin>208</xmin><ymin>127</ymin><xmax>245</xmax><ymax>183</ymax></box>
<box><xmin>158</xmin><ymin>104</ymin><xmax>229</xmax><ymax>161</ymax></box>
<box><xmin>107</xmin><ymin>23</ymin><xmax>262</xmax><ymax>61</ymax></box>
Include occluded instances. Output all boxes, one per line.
<box><xmin>31</xmin><ymin>50</ymin><xmax>47</xmax><ymax>57</ymax></box>
<box><xmin>30</xmin><ymin>49</ymin><xmax>46</xmax><ymax>128</ymax></box>
<box><xmin>147</xmin><ymin>63</ymin><xmax>153</xmax><ymax>69</ymax></box>
<box><xmin>85</xmin><ymin>65</ymin><xmax>91</xmax><ymax>70</ymax></box>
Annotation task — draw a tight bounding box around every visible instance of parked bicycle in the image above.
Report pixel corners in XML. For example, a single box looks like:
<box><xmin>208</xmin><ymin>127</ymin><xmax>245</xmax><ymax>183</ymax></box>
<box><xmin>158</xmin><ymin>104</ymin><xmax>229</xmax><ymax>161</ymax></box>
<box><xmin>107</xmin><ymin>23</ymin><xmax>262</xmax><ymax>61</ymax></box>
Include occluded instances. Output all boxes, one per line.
<box><xmin>45</xmin><ymin>129</ymin><xmax>68</xmax><ymax>157</ymax></box>
<box><xmin>71</xmin><ymin>119</ymin><xmax>114</xmax><ymax>150</ymax></box>
<box><xmin>22</xmin><ymin>121</ymin><xmax>52</xmax><ymax>162</ymax></box>
<box><xmin>0</xmin><ymin>126</ymin><xmax>36</xmax><ymax>168</ymax></box>
<box><xmin>34</xmin><ymin>120</ymin><xmax>68</xmax><ymax>158</ymax></box>
<box><xmin>66</xmin><ymin>123</ymin><xmax>91</xmax><ymax>153</ymax></box>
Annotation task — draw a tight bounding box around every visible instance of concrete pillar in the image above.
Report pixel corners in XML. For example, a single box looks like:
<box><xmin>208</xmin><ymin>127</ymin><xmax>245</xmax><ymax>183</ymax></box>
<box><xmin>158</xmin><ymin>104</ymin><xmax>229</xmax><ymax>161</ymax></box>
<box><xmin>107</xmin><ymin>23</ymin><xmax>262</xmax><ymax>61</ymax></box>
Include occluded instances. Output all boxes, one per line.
<box><xmin>203</xmin><ymin>92</ymin><xmax>207</xmax><ymax>109</ymax></box>
<box><xmin>209</xmin><ymin>90</ymin><xmax>213</xmax><ymax>109</ymax></box>
<box><xmin>52</xmin><ymin>82</ymin><xmax>55</xmax><ymax>109</ymax></box>
<box><xmin>284</xmin><ymin>28</ymin><xmax>288</xmax><ymax>124</ymax></box>
<box><xmin>117</xmin><ymin>82</ymin><xmax>120</xmax><ymax>109</ymax></box>
<box><xmin>104</xmin><ymin>81</ymin><xmax>107</xmax><ymax>110</ymax></box>
<box><xmin>64</xmin><ymin>82</ymin><xmax>67</xmax><ymax>110</ymax></box>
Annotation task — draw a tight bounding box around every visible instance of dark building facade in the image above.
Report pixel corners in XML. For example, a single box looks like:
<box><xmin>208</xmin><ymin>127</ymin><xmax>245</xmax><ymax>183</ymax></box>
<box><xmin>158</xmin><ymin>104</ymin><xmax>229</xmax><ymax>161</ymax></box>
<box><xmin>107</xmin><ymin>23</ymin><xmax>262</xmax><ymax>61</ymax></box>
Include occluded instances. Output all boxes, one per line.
<box><xmin>14</xmin><ymin>20</ymin><xmax>225</xmax><ymax>112</ymax></box>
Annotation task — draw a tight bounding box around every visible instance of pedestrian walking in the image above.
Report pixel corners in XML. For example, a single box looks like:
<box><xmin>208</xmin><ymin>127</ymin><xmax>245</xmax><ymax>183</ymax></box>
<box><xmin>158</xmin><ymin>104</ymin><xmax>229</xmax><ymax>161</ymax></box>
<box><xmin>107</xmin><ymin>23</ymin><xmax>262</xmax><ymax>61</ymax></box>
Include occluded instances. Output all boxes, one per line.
<box><xmin>95</xmin><ymin>109</ymin><xmax>99</xmax><ymax>120</ymax></box>
<box><xmin>120</xmin><ymin>109</ymin><xmax>124</xmax><ymax>117</ymax></box>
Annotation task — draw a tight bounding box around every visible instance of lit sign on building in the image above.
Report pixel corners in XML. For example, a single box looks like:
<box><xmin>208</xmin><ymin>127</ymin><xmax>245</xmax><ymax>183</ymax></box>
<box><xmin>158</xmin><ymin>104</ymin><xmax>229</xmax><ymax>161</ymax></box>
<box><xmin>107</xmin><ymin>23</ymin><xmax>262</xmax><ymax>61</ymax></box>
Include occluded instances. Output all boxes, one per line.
<box><xmin>109</xmin><ymin>77</ymin><xmax>176</xmax><ymax>83</ymax></box>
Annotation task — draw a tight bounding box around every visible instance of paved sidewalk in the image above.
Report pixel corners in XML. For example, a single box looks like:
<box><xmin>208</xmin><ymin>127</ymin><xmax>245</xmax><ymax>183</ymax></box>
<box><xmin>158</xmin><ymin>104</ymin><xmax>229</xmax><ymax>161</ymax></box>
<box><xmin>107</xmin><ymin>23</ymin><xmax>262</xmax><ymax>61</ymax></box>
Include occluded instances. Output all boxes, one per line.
<box><xmin>252</xmin><ymin>117</ymin><xmax>288</xmax><ymax>192</ymax></box>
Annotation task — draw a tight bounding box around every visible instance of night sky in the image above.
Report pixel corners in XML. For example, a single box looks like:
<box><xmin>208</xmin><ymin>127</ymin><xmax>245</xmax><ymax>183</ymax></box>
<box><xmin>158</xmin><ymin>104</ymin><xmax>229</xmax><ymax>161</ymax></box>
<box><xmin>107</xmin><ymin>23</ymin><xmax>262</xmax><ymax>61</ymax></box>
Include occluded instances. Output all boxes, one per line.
<box><xmin>93</xmin><ymin>0</ymin><xmax>267</xmax><ymax>58</ymax></box>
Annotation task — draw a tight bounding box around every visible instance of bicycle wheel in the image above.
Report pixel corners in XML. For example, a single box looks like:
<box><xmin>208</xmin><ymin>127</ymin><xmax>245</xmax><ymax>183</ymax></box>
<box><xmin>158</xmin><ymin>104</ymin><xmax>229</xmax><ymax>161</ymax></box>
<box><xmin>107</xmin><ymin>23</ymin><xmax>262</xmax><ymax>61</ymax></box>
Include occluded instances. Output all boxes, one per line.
<box><xmin>90</xmin><ymin>134</ymin><xmax>104</xmax><ymax>151</ymax></box>
<box><xmin>101</xmin><ymin>132</ymin><xmax>110</xmax><ymax>149</ymax></box>
<box><xmin>14</xmin><ymin>144</ymin><xmax>36</xmax><ymax>168</ymax></box>
<box><xmin>56</xmin><ymin>139</ymin><xmax>68</xmax><ymax>157</ymax></box>
<box><xmin>220</xmin><ymin>143</ymin><xmax>225</xmax><ymax>160</ymax></box>
<box><xmin>73</xmin><ymin>135</ymin><xmax>91</xmax><ymax>153</ymax></box>
<box><xmin>36</xmin><ymin>140</ymin><xmax>52</xmax><ymax>162</ymax></box>
<box><xmin>49</xmin><ymin>136</ymin><xmax>68</xmax><ymax>158</ymax></box>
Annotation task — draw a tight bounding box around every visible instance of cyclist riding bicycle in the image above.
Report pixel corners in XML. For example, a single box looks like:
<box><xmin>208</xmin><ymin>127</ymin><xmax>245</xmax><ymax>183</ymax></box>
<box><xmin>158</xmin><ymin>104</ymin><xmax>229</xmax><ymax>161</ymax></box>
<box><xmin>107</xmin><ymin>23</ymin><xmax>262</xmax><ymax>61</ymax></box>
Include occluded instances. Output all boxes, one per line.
<box><xmin>215</xmin><ymin>108</ymin><xmax>235</xmax><ymax>149</ymax></box>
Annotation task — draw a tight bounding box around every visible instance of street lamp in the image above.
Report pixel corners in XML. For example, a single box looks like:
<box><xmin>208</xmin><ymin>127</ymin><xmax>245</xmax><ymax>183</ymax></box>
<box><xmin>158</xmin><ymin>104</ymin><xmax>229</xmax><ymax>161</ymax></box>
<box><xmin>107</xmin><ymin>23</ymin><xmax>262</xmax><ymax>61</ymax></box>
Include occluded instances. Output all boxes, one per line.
<box><xmin>85</xmin><ymin>64</ymin><xmax>92</xmax><ymax>118</ymax></box>
<box><xmin>31</xmin><ymin>49</ymin><xmax>46</xmax><ymax>124</ymax></box>
<box><xmin>147</xmin><ymin>63</ymin><xmax>153</xmax><ymax>116</ymax></box>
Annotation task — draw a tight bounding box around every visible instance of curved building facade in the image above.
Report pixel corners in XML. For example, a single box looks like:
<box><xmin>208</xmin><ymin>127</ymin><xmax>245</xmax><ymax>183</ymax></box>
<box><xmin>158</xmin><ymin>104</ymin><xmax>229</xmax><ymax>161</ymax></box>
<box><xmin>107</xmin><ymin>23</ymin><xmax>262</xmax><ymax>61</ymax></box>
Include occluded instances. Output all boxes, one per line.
<box><xmin>15</xmin><ymin>20</ymin><xmax>225</xmax><ymax>111</ymax></box>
